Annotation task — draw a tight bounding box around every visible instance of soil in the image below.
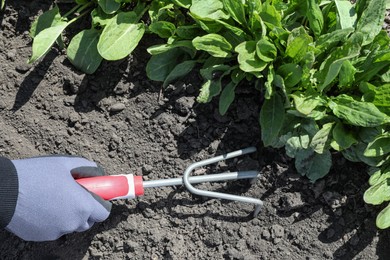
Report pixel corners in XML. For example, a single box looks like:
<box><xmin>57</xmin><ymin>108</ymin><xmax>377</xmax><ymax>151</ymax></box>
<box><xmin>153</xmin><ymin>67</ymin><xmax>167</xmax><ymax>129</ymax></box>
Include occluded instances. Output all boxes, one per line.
<box><xmin>0</xmin><ymin>1</ymin><xmax>390</xmax><ymax>259</ymax></box>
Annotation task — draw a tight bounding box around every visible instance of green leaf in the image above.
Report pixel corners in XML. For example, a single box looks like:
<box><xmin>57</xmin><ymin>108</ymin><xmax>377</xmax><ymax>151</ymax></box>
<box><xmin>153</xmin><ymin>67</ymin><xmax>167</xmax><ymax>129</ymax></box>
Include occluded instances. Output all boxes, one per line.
<box><xmin>341</xmin><ymin>146</ymin><xmax>361</xmax><ymax>163</ymax></box>
<box><xmin>356</xmin><ymin>0</ymin><xmax>387</xmax><ymax>45</ymax></box>
<box><xmin>368</xmin><ymin>168</ymin><xmax>385</xmax><ymax>186</ymax></box>
<box><xmin>149</xmin><ymin>21</ymin><xmax>176</xmax><ymax>38</ymax></box>
<box><xmin>264</xmin><ymin>65</ymin><xmax>275</xmax><ymax>99</ymax></box>
<box><xmin>219</xmin><ymin>81</ymin><xmax>237</xmax><ymax>115</ymax></box>
<box><xmin>355</xmin><ymin>35</ymin><xmax>390</xmax><ymax>82</ymax></box>
<box><xmin>334</xmin><ymin>0</ymin><xmax>357</xmax><ymax>29</ymax></box>
<box><xmin>30</xmin><ymin>6</ymin><xmax>62</xmax><ymax>38</ymax></box>
<box><xmin>192</xmin><ymin>34</ymin><xmax>232</xmax><ymax>58</ymax></box>
<box><xmin>310</xmin><ymin>122</ymin><xmax>334</xmax><ymax>154</ymax></box>
<box><xmin>276</xmin><ymin>64</ymin><xmax>302</xmax><ymax>89</ymax></box>
<box><xmin>329</xmin><ymin>95</ymin><xmax>389</xmax><ymax>127</ymax></box>
<box><xmin>194</xmin><ymin>19</ymin><xmax>223</xmax><ymax>33</ymax></box>
<box><xmin>359</xmin><ymin>126</ymin><xmax>384</xmax><ymax>144</ymax></box>
<box><xmin>171</xmin><ymin>0</ymin><xmax>191</xmax><ymax>8</ymax></box>
<box><xmin>235</xmin><ymin>41</ymin><xmax>267</xmax><ymax>75</ymax></box>
<box><xmin>29</xmin><ymin>21</ymin><xmax>68</xmax><ymax>63</ymax></box>
<box><xmin>306</xmin><ymin>0</ymin><xmax>324</xmax><ymax>37</ymax></box>
<box><xmin>249</xmin><ymin>10</ymin><xmax>264</xmax><ymax>34</ymax></box>
<box><xmin>259</xmin><ymin>2</ymin><xmax>282</xmax><ymax>28</ymax></box>
<box><xmin>163</xmin><ymin>60</ymin><xmax>197</xmax><ymax>87</ymax></box>
<box><xmin>364</xmin><ymin>179</ymin><xmax>390</xmax><ymax>205</ymax></box>
<box><xmin>260</xmin><ymin>93</ymin><xmax>285</xmax><ymax>146</ymax></box>
<box><xmin>377</xmin><ymin>203</ymin><xmax>390</xmax><ymax>229</ymax></box>
<box><xmin>147</xmin><ymin>41</ymin><xmax>195</xmax><ymax>57</ymax></box>
<box><xmin>200</xmin><ymin>64</ymin><xmax>231</xmax><ymax>80</ymax></box>
<box><xmin>381</xmin><ymin>68</ymin><xmax>390</xmax><ymax>83</ymax></box>
<box><xmin>146</xmin><ymin>49</ymin><xmax>183</xmax><ymax>82</ymax></box>
<box><xmin>1</xmin><ymin>0</ymin><xmax>4</xmax><ymax>10</ymax></box>
<box><xmin>331</xmin><ymin>122</ymin><xmax>357</xmax><ymax>150</ymax></box>
<box><xmin>221</xmin><ymin>0</ymin><xmax>246</xmax><ymax>25</ymax></box>
<box><xmin>364</xmin><ymin>133</ymin><xmax>390</xmax><ymax>157</ymax></box>
<box><xmin>339</xmin><ymin>60</ymin><xmax>356</xmax><ymax>88</ymax></box>
<box><xmin>91</xmin><ymin>7</ymin><xmax>115</xmax><ymax>27</ymax></box>
<box><xmin>291</xmin><ymin>92</ymin><xmax>325</xmax><ymax>115</ymax></box>
<box><xmin>176</xmin><ymin>25</ymin><xmax>203</xmax><ymax>39</ymax></box>
<box><xmin>190</xmin><ymin>0</ymin><xmax>229</xmax><ymax>21</ymax></box>
<box><xmin>317</xmin><ymin>33</ymin><xmax>363</xmax><ymax>92</ymax></box>
<box><xmin>314</xmin><ymin>28</ymin><xmax>354</xmax><ymax>55</ymax></box>
<box><xmin>67</xmin><ymin>28</ymin><xmax>103</xmax><ymax>74</ymax></box>
<box><xmin>295</xmin><ymin>149</ymin><xmax>332</xmax><ymax>182</ymax></box>
<box><xmin>256</xmin><ymin>38</ymin><xmax>277</xmax><ymax>62</ymax></box>
<box><xmin>286</xmin><ymin>134</ymin><xmax>310</xmax><ymax>158</ymax></box>
<box><xmin>354</xmin><ymin>142</ymin><xmax>388</xmax><ymax>167</ymax></box>
<box><xmin>285</xmin><ymin>27</ymin><xmax>313</xmax><ymax>63</ymax></box>
<box><xmin>148</xmin><ymin>1</ymin><xmax>175</xmax><ymax>23</ymax></box>
<box><xmin>372</xmin><ymin>83</ymin><xmax>390</xmax><ymax>114</ymax></box>
<box><xmin>98</xmin><ymin>0</ymin><xmax>120</xmax><ymax>14</ymax></box>
<box><xmin>216</xmin><ymin>20</ymin><xmax>247</xmax><ymax>46</ymax></box>
<box><xmin>197</xmin><ymin>79</ymin><xmax>222</xmax><ymax>103</ymax></box>
<box><xmin>97</xmin><ymin>12</ymin><xmax>145</xmax><ymax>60</ymax></box>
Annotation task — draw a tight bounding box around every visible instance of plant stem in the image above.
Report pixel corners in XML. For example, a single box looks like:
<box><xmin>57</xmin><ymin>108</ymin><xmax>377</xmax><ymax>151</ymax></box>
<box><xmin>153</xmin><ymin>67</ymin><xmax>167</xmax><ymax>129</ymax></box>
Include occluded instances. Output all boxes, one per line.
<box><xmin>75</xmin><ymin>1</ymin><xmax>93</xmax><ymax>14</ymax></box>
<box><xmin>62</xmin><ymin>2</ymin><xmax>93</xmax><ymax>20</ymax></box>
<box><xmin>62</xmin><ymin>4</ymin><xmax>82</xmax><ymax>19</ymax></box>
<box><xmin>68</xmin><ymin>6</ymin><xmax>93</xmax><ymax>24</ymax></box>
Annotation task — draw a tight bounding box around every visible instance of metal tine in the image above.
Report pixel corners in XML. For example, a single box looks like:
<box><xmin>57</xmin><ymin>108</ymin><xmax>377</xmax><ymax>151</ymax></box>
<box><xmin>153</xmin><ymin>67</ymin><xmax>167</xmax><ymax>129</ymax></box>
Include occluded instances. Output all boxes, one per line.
<box><xmin>143</xmin><ymin>171</ymin><xmax>259</xmax><ymax>188</ymax></box>
<box><xmin>182</xmin><ymin>147</ymin><xmax>263</xmax><ymax>217</ymax></box>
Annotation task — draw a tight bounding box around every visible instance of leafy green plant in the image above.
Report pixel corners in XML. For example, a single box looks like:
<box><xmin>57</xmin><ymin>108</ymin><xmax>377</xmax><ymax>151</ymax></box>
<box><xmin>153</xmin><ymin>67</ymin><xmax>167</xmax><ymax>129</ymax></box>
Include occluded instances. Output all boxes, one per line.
<box><xmin>28</xmin><ymin>0</ymin><xmax>151</xmax><ymax>73</ymax></box>
<box><xmin>145</xmin><ymin>0</ymin><xmax>390</xmax><ymax>228</ymax></box>
<box><xmin>29</xmin><ymin>0</ymin><xmax>390</xmax><ymax>229</ymax></box>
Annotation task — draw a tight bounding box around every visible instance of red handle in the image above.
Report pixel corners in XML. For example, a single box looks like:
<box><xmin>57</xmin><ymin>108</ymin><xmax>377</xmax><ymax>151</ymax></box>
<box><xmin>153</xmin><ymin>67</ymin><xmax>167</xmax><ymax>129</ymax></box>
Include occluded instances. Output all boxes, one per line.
<box><xmin>76</xmin><ymin>175</ymin><xmax>144</xmax><ymax>200</ymax></box>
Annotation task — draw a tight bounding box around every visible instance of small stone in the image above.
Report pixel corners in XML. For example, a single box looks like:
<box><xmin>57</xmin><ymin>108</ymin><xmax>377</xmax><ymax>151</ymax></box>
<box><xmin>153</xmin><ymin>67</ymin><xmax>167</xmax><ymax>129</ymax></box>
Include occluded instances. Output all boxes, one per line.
<box><xmin>262</xmin><ymin>229</ymin><xmax>271</xmax><ymax>241</ymax></box>
<box><xmin>109</xmin><ymin>103</ymin><xmax>126</xmax><ymax>112</ymax></box>
<box><xmin>114</xmin><ymin>241</ymin><xmax>124</xmax><ymax>251</ymax></box>
<box><xmin>6</xmin><ymin>49</ymin><xmax>16</xmax><ymax>61</ymax></box>
<box><xmin>142</xmin><ymin>164</ymin><xmax>153</xmax><ymax>175</ymax></box>
<box><xmin>0</xmin><ymin>100</ymin><xmax>6</xmax><ymax>109</ymax></box>
<box><xmin>280</xmin><ymin>192</ymin><xmax>305</xmax><ymax>210</ymax></box>
<box><xmin>205</xmin><ymin>231</ymin><xmax>222</xmax><ymax>246</ymax></box>
<box><xmin>68</xmin><ymin>112</ymin><xmax>80</xmax><ymax>124</ymax></box>
<box><xmin>143</xmin><ymin>207</ymin><xmax>154</xmax><ymax>218</ymax></box>
<box><xmin>113</xmin><ymin>82</ymin><xmax>130</xmax><ymax>95</ymax></box>
<box><xmin>125</xmin><ymin>241</ymin><xmax>139</xmax><ymax>252</ymax></box>
<box><xmin>89</xmin><ymin>248</ymin><xmax>103</xmax><ymax>258</ymax></box>
<box><xmin>174</xmin><ymin>96</ymin><xmax>195</xmax><ymax>116</ymax></box>
<box><xmin>15</xmin><ymin>63</ymin><xmax>32</xmax><ymax>73</ymax></box>
<box><xmin>271</xmin><ymin>224</ymin><xmax>284</xmax><ymax>238</ymax></box>
<box><xmin>238</xmin><ymin>227</ymin><xmax>247</xmax><ymax>238</ymax></box>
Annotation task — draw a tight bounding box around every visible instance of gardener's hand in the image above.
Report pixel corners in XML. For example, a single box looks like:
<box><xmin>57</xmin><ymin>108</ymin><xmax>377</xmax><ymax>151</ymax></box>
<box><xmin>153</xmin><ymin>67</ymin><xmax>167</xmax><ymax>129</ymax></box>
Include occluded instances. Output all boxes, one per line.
<box><xmin>1</xmin><ymin>156</ymin><xmax>111</xmax><ymax>242</ymax></box>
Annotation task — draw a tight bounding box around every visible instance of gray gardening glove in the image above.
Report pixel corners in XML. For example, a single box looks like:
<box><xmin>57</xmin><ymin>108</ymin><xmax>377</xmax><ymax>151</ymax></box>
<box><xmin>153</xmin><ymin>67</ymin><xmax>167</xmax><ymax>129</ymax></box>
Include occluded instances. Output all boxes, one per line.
<box><xmin>0</xmin><ymin>156</ymin><xmax>111</xmax><ymax>242</ymax></box>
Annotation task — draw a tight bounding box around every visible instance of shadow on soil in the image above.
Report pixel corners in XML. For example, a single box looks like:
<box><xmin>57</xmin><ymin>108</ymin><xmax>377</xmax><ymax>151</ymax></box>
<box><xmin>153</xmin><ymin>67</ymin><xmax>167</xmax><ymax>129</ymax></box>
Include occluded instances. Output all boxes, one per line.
<box><xmin>136</xmin><ymin>185</ymin><xmax>257</xmax><ymax>223</ymax></box>
<box><xmin>12</xmin><ymin>51</ymin><xmax>56</xmax><ymax>111</ymax></box>
<box><xmin>268</xmin><ymin>157</ymin><xmax>390</xmax><ymax>259</ymax></box>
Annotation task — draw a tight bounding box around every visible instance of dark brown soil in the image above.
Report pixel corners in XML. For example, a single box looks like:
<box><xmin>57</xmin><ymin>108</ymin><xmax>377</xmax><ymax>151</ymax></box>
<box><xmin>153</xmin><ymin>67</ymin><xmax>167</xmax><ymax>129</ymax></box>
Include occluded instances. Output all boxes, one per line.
<box><xmin>1</xmin><ymin>1</ymin><xmax>390</xmax><ymax>259</ymax></box>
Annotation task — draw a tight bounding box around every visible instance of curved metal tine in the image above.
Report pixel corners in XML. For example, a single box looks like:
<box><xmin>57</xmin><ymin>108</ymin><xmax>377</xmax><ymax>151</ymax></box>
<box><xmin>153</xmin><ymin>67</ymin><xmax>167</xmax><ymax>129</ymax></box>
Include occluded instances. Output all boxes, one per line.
<box><xmin>183</xmin><ymin>147</ymin><xmax>263</xmax><ymax>217</ymax></box>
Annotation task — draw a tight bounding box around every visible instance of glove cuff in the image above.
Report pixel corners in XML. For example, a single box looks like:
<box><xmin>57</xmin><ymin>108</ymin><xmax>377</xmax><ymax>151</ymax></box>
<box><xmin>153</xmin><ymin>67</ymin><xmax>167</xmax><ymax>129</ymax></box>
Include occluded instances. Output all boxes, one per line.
<box><xmin>0</xmin><ymin>157</ymin><xmax>19</xmax><ymax>228</ymax></box>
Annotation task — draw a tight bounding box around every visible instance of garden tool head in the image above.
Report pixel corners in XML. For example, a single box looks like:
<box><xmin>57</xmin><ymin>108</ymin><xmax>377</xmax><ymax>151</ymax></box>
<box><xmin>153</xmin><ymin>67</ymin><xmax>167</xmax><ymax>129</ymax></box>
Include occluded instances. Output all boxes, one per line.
<box><xmin>76</xmin><ymin>147</ymin><xmax>263</xmax><ymax>217</ymax></box>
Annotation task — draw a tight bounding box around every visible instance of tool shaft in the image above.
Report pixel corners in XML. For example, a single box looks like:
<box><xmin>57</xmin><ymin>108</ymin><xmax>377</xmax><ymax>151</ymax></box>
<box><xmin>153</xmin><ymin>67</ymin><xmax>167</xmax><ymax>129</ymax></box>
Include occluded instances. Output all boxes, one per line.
<box><xmin>143</xmin><ymin>171</ymin><xmax>259</xmax><ymax>188</ymax></box>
